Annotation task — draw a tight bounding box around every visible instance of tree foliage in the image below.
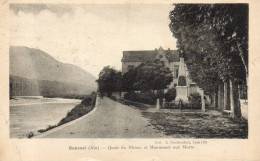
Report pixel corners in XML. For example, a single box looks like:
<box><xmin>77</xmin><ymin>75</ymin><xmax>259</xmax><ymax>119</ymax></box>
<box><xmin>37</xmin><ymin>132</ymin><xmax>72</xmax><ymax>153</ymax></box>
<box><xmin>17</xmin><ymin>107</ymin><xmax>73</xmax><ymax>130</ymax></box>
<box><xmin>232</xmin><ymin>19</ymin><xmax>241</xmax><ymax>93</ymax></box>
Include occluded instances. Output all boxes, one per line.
<box><xmin>165</xmin><ymin>88</ymin><xmax>177</xmax><ymax>102</ymax></box>
<box><xmin>169</xmin><ymin>4</ymin><xmax>248</xmax><ymax>118</ymax></box>
<box><xmin>97</xmin><ymin>66</ymin><xmax>122</xmax><ymax>96</ymax></box>
<box><xmin>169</xmin><ymin>4</ymin><xmax>248</xmax><ymax>93</ymax></box>
<box><xmin>122</xmin><ymin>60</ymin><xmax>173</xmax><ymax>91</ymax></box>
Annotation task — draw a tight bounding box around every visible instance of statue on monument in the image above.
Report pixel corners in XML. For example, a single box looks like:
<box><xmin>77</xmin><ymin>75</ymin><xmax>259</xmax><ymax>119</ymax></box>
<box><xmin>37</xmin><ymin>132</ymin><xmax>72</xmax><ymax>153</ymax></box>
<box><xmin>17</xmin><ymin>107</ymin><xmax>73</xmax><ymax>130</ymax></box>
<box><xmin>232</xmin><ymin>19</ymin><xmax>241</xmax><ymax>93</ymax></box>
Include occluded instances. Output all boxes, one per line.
<box><xmin>175</xmin><ymin>53</ymin><xmax>189</xmax><ymax>102</ymax></box>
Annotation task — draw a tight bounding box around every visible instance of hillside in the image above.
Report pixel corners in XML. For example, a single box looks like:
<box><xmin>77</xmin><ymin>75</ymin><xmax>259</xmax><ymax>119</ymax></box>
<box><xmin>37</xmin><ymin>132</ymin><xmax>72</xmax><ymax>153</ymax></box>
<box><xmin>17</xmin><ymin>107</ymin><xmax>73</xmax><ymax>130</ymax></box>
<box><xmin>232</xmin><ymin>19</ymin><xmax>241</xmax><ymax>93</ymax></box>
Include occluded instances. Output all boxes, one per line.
<box><xmin>10</xmin><ymin>46</ymin><xmax>97</xmax><ymax>97</ymax></box>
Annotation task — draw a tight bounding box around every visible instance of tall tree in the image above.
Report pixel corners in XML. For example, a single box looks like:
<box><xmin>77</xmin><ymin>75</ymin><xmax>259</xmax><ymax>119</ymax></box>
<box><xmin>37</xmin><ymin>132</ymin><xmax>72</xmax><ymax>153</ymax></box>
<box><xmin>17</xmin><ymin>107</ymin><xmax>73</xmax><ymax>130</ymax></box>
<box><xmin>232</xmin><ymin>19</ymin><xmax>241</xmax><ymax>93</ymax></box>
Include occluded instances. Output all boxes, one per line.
<box><xmin>97</xmin><ymin>66</ymin><xmax>122</xmax><ymax>97</ymax></box>
<box><xmin>169</xmin><ymin>4</ymin><xmax>248</xmax><ymax>118</ymax></box>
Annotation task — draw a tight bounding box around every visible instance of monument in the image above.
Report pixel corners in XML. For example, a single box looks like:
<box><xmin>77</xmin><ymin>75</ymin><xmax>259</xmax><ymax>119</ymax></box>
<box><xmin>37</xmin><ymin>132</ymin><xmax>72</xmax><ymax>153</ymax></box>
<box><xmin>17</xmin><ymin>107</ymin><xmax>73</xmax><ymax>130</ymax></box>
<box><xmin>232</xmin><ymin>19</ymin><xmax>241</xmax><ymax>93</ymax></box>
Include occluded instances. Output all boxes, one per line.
<box><xmin>175</xmin><ymin>56</ymin><xmax>189</xmax><ymax>102</ymax></box>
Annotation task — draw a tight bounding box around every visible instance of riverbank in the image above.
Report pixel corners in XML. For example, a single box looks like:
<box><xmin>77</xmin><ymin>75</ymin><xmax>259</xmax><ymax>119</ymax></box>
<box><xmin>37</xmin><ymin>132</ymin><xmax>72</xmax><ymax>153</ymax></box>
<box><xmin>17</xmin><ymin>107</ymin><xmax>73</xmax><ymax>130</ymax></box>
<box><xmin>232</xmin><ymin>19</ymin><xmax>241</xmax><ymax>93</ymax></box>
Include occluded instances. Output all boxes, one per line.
<box><xmin>34</xmin><ymin>94</ymin><xmax>96</xmax><ymax>138</ymax></box>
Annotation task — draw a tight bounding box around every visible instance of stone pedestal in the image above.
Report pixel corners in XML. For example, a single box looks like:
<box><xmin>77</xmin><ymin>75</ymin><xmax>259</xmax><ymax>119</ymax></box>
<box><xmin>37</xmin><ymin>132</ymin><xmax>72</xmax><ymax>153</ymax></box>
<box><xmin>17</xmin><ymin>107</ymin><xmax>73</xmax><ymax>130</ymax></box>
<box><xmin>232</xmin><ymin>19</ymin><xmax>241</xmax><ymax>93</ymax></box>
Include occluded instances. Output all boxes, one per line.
<box><xmin>175</xmin><ymin>86</ymin><xmax>189</xmax><ymax>102</ymax></box>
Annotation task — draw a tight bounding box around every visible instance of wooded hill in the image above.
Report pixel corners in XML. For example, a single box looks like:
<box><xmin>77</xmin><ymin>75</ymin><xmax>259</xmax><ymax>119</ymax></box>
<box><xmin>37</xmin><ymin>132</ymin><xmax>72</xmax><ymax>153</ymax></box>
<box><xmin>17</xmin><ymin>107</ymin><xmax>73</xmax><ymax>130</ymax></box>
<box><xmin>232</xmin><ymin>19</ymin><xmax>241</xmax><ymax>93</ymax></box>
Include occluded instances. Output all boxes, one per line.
<box><xmin>10</xmin><ymin>46</ymin><xmax>97</xmax><ymax>98</ymax></box>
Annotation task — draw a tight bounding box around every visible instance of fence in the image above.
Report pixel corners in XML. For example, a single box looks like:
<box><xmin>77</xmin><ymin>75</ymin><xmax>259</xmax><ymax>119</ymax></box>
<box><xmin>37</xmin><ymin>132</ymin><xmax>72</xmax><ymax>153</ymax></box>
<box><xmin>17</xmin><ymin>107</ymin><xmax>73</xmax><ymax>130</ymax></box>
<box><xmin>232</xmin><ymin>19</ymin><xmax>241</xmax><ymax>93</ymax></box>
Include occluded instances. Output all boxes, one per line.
<box><xmin>163</xmin><ymin>102</ymin><xmax>179</xmax><ymax>109</ymax></box>
<box><xmin>161</xmin><ymin>99</ymin><xmax>203</xmax><ymax>110</ymax></box>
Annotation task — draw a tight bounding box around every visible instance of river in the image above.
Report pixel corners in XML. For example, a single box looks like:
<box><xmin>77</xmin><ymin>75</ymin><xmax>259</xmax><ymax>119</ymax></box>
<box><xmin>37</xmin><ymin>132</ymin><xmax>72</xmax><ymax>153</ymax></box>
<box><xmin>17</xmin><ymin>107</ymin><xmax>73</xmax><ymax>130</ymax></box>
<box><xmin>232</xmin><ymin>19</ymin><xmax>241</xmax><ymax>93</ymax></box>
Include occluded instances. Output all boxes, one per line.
<box><xmin>10</xmin><ymin>96</ymin><xmax>81</xmax><ymax>138</ymax></box>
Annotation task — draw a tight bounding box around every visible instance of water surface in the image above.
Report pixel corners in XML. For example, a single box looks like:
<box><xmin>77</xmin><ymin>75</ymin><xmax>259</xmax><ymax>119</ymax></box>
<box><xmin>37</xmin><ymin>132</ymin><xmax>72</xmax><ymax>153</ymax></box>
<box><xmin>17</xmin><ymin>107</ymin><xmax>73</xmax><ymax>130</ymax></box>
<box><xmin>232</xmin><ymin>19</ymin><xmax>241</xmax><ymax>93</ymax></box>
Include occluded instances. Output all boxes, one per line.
<box><xmin>10</xmin><ymin>97</ymin><xmax>81</xmax><ymax>138</ymax></box>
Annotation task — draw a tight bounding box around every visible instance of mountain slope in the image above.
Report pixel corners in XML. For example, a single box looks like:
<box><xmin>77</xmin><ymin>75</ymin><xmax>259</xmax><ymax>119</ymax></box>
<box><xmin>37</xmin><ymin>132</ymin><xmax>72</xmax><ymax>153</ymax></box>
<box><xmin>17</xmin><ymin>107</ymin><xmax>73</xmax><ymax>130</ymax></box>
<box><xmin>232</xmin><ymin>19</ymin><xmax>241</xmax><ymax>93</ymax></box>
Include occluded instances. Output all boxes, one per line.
<box><xmin>10</xmin><ymin>46</ymin><xmax>97</xmax><ymax>96</ymax></box>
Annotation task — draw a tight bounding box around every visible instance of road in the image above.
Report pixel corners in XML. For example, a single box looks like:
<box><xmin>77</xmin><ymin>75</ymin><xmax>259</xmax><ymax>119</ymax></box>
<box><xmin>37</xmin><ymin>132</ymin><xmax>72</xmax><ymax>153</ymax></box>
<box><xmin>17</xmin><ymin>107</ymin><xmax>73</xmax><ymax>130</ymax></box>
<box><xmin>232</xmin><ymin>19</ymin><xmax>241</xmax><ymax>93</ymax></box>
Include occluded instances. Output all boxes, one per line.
<box><xmin>39</xmin><ymin>97</ymin><xmax>165</xmax><ymax>138</ymax></box>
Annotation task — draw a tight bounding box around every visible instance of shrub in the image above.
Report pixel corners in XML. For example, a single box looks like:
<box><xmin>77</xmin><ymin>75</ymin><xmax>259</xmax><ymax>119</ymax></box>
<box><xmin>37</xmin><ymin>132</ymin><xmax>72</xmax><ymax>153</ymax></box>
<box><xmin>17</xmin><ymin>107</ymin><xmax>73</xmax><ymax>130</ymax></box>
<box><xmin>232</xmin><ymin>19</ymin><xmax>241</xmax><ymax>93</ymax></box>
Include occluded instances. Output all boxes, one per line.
<box><xmin>124</xmin><ymin>91</ymin><xmax>156</xmax><ymax>105</ymax></box>
<box><xmin>81</xmin><ymin>97</ymin><xmax>93</xmax><ymax>106</ymax></box>
<box><xmin>165</xmin><ymin>88</ymin><xmax>176</xmax><ymax>102</ymax></box>
<box><xmin>188</xmin><ymin>92</ymin><xmax>201</xmax><ymax>109</ymax></box>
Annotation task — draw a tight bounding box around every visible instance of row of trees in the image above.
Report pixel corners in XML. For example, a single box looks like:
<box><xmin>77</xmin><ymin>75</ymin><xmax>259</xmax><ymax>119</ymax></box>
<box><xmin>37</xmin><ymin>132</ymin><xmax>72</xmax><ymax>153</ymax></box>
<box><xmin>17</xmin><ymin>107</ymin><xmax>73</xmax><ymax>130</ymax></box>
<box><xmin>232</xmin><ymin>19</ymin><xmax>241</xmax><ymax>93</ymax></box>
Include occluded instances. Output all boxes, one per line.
<box><xmin>96</xmin><ymin>60</ymin><xmax>173</xmax><ymax>97</ymax></box>
<box><xmin>10</xmin><ymin>75</ymin><xmax>91</xmax><ymax>99</ymax></box>
<box><xmin>169</xmin><ymin>4</ymin><xmax>248</xmax><ymax>118</ymax></box>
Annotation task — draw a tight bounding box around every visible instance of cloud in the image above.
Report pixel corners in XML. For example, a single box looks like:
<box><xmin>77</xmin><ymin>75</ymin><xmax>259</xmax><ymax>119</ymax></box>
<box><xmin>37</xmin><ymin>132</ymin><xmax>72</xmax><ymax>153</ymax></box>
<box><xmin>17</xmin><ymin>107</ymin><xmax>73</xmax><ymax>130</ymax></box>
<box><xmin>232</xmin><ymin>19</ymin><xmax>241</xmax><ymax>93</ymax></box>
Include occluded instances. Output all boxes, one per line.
<box><xmin>10</xmin><ymin>4</ymin><xmax>177</xmax><ymax>77</ymax></box>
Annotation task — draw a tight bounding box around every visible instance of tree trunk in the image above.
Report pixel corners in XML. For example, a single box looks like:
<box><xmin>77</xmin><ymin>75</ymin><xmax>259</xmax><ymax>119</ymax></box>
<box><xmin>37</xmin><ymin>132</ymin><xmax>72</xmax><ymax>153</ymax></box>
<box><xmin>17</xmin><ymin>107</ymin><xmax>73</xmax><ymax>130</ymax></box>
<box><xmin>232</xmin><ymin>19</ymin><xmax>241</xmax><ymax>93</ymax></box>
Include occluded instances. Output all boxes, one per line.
<box><xmin>230</xmin><ymin>79</ymin><xmax>242</xmax><ymax>119</ymax></box>
<box><xmin>238</xmin><ymin>84</ymin><xmax>241</xmax><ymax>99</ymax></box>
<box><xmin>211</xmin><ymin>93</ymin><xmax>216</xmax><ymax>108</ymax></box>
<box><xmin>215</xmin><ymin>88</ymin><xmax>218</xmax><ymax>109</ymax></box>
<box><xmin>218</xmin><ymin>84</ymin><xmax>221</xmax><ymax>110</ymax></box>
<box><xmin>218</xmin><ymin>83</ymin><xmax>224</xmax><ymax>111</ymax></box>
<box><xmin>223</xmin><ymin>80</ymin><xmax>231</xmax><ymax>110</ymax></box>
<box><xmin>236</xmin><ymin>42</ymin><xmax>248</xmax><ymax>87</ymax></box>
<box><xmin>224</xmin><ymin>81</ymin><xmax>228</xmax><ymax>110</ymax></box>
<box><xmin>234</xmin><ymin>82</ymin><xmax>242</xmax><ymax>118</ymax></box>
<box><xmin>230</xmin><ymin>80</ymin><xmax>234</xmax><ymax>117</ymax></box>
<box><xmin>201</xmin><ymin>90</ymin><xmax>205</xmax><ymax>112</ymax></box>
<box><xmin>236</xmin><ymin>42</ymin><xmax>248</xmax><ymax>73</ymax></box>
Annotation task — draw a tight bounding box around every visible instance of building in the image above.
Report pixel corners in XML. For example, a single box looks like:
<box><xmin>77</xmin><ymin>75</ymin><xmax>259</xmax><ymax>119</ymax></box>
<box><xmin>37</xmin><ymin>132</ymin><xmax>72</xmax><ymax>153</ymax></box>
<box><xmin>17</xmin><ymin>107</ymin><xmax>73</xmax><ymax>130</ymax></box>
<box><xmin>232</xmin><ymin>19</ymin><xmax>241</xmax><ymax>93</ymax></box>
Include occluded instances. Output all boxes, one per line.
<box><xmin>121</xmin><ymin>47</ymin><xmax>198</xmax><ymax>102</ymax></box>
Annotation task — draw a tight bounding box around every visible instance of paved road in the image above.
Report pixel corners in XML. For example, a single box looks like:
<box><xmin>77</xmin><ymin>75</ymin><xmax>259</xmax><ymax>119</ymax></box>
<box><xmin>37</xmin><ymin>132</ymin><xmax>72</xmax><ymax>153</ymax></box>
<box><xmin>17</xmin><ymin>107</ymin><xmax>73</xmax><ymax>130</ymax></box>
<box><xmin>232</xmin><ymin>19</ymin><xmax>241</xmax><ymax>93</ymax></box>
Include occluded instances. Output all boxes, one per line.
<box><xmin>39</xmin><ymin>97</ymin><xmax>165</xmax><ymax>138</ymax></box>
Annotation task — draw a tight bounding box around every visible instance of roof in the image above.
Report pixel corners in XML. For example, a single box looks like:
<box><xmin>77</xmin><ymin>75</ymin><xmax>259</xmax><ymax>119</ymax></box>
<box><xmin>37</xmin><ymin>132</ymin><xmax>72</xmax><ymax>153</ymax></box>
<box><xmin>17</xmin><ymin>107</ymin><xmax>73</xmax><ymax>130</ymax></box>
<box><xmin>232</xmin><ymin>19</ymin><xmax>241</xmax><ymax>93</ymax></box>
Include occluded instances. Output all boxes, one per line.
<box><xmin>122</xmin><ymin>49</ymin><xmax>179</xmax><ymax>62</ymax></box>
<box><xmin>122</xmin><ymin>50</ymin><xmax>157</xmax><ymax>62</ymax></box>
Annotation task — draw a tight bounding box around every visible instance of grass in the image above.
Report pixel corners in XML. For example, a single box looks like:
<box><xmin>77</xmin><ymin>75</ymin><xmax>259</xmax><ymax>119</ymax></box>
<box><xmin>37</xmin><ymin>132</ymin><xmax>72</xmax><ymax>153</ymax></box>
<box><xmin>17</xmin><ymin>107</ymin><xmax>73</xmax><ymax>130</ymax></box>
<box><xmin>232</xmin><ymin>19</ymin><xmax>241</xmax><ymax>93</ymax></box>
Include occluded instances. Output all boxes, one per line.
<box><xmin>142</xmin><ymin>110</ymin><xmax>248</xmax><ymax>138</ymax></box>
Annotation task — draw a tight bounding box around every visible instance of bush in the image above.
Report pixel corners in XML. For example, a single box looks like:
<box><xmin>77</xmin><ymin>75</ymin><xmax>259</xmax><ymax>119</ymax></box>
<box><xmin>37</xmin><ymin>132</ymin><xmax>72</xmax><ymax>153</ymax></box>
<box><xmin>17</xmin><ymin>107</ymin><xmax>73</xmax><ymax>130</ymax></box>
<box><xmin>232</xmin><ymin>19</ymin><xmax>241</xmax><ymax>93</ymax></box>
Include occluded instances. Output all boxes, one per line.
<box><xmin>81</xmin><ymin>97</ymin><xmax>94</xmax><ymax>106</ymax></box>
<box><xmin>188</xmin><ymin>92</ymin><xmax>201</xmax><ymax>109</ymax></box>
<box><xmin>124</xmin><ymin>91</ymin><xmax>156</xmax><ymax>105</ymax></box>
<box><xmin>165</xmin><ymin>88</ymin><xmax>176</xmax><ymax>102</ymax></box>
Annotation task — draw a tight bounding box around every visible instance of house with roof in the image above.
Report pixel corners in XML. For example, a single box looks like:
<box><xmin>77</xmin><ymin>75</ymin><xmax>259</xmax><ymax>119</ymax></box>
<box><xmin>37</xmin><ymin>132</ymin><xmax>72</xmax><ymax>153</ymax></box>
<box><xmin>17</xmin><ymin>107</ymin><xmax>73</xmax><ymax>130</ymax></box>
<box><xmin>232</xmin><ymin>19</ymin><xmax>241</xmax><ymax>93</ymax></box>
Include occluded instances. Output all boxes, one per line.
<box><xmin>121</xmin><ymin>47</ymin><xmax>198</xmax><ymax>102</ymax></box>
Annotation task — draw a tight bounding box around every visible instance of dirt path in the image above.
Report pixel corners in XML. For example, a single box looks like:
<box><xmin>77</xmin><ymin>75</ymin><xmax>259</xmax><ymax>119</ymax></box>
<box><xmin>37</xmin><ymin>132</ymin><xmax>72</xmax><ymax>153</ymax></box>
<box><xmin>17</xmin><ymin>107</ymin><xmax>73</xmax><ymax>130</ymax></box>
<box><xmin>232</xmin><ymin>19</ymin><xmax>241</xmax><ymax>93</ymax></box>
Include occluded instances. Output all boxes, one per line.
<box><xmin>39</xmin><ymin>97</ymin><xmax>165</xmax><ymax>138</ymax></box>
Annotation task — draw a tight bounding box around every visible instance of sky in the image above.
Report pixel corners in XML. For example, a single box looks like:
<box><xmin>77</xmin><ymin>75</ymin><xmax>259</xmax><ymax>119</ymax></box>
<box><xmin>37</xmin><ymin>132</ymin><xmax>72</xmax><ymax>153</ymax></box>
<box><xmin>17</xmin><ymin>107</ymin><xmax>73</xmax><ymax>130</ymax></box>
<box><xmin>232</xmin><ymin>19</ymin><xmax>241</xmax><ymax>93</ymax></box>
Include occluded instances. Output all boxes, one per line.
<box><xmin>10</xmin><ymin>4</ymin><xmax>177</xmax><ymax>77</ymax></box>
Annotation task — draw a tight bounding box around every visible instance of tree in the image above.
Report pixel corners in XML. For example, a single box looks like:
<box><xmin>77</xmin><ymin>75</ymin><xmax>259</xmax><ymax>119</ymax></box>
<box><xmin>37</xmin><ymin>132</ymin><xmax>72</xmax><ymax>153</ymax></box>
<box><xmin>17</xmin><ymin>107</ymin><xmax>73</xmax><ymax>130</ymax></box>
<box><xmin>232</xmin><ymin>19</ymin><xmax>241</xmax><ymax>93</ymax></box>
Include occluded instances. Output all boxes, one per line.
<box><xmin>122</xmin><ymin>60</ymin><xmax>173</xmax><ymax>92</ymax></box>
<box><xmin>169</xmin><ymin>4</ymin><xmax>248</xmax><ymax>118</ymax></box>
<box><xmin>96</xmin><ymin>66</ymin><xmax>122</xmax><ymax>97</ymax></box>
<box><xmin>122</xmin><ymin>68</ymin><xmax>137</xmax><ymax>91</ymax></box>
<box><xmin>165</xmin><ymin>87</ymin><xmax>177</xmax><ymax>102</ymax></box>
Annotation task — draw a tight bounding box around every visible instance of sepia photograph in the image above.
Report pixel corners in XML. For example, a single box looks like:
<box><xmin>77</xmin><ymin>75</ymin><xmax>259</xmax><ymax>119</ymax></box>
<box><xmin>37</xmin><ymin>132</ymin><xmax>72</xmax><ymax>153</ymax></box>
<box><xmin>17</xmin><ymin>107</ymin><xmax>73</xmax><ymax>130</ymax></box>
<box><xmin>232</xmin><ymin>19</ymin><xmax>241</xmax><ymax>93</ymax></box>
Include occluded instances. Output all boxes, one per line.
<box><xmin>9</xmin><ymin>3</ymin><xmax>248</xmax><ymax>139</ymax></box>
